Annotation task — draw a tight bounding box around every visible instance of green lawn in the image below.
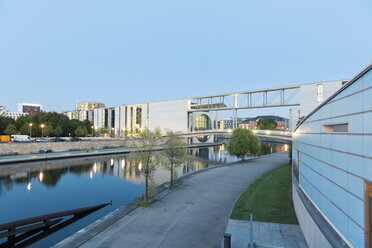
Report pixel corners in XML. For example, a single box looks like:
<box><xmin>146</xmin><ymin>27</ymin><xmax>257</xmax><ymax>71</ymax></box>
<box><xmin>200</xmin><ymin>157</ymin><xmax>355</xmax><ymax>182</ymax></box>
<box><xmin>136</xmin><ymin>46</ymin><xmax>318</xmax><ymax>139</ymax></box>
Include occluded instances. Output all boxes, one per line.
<box><xmin>230</xmin><ymin>163</ymin><xmax>298</xmax><ymax>224</ymax></box>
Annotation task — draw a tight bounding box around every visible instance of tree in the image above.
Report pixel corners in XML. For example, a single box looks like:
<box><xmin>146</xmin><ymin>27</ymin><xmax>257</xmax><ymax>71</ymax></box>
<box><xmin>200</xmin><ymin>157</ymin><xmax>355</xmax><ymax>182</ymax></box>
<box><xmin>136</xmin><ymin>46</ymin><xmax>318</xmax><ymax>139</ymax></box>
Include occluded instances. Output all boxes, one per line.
<box><xmin>4</xmin><ymin>123</ymin><xmax>17</xmax><ymax>135</ymax></box>
<box><xmin>257</xmin><ymin>118</ymin><xmax>277</xmax><ymax>130</ymax></box>
<box><xmin>40</xmin><ymin>123</ymin><xmax>53</xmax><ymax>137</ymax></box>
<box><xmin>99</xmin><ymin>126</ymin><xmax>109</xmax><ymax>136</ymax></box>
<box><xmin>74</xmin><ymin>126</ymin><xmax>88</xmax><ymax>137</ymax></box>
<box><xmin>228</xmin><ymin>128</ymin><xmax>260</xmax><ymax>160</ymax></box>
<box><xmin>130</xmin><ymin>128</ymin><xmax>162</xmax><ymax>202</ymax></box>
<box><xmin>162</xmin><ymin>131</ymin><xmax>188</xmax><ymax>186</ymax></box>
<box><xmin>53</xmin><ymin>125</ymin><xmax>63</xmax><ymax>137</ymax></box>
<box><xmin>0</xmin><ymin>117</ymin><xmax>15</xmax><ymax>134</ymax></box>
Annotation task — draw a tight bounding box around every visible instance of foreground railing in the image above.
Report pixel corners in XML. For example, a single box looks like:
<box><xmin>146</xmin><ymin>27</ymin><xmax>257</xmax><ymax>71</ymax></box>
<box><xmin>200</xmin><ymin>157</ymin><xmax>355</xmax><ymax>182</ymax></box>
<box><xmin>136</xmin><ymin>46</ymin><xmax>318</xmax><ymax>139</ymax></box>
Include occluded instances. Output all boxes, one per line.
<box><xmin>0</xmin><ymin>202</ymin><xmax>111</xmax><ymax>247</ymax></box>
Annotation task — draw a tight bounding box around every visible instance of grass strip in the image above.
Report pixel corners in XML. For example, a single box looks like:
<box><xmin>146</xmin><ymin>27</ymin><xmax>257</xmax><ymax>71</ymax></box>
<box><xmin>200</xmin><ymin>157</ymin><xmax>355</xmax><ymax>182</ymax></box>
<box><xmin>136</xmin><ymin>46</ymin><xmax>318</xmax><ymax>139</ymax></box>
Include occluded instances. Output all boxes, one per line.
<box><xmin>230</xmin><ymin>163</ymin><xmax>298</xmax><ymax>224</ymax></box>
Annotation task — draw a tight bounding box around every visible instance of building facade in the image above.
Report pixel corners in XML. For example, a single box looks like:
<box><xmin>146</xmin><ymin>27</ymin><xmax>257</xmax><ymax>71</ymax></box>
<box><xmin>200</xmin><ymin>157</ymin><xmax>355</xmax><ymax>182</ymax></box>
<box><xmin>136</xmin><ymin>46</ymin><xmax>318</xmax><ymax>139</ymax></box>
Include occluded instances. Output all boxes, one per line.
<box><xmin>0</xmin><ymin>105</ymin><xmax>28</xmax><ymax>120</ymax></box>
<box><xmin>18</xmin><ymin>103</ymin><xmax>42</xmax><ymax>114</ymax></box>
<box><xmin>292</xmin><ymin>64</ymin><xmax>372</xmax><ymax>248</ymax></box>
<box><xmin>289</xmin><ymin>80</ymin><xmax>347</xmax><ymax>131</ymax></box>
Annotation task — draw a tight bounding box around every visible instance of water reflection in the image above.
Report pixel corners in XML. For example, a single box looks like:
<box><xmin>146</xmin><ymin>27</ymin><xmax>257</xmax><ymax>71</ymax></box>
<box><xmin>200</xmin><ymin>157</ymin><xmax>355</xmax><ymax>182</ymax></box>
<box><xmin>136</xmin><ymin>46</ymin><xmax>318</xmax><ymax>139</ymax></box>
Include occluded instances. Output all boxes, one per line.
<box><xmin>0</xmin><ymin>142</ymin><xmax>288</xmax><ymax>196</ymax></box>
<box><xmin>0</xmin><ymin>142</ymin><xmax>287</xmax><ymax>247</ymax></box>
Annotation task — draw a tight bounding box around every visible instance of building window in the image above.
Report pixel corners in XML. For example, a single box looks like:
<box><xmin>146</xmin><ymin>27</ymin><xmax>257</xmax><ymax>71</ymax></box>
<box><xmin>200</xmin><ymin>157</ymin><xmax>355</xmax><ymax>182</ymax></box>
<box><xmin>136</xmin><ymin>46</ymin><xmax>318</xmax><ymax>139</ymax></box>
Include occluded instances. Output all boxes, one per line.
<box><xmin>292</xmin><ymin>149</ymin><xmax>300</xmax><ymax>181</ymax></box>
<box><xmin>317</xmin><ymin>84</ymin><xmax>323</xmax><ymax>105</ymax></box>
<box><xmin>365</xmin><ymin>181</ymin><xmax>372</xmax><ymax>248</ymax></box>
<box><xmin>323</xmin><ymin>123</ymin><xmax>348</xmax><ymax>133</ymax></box>
<box><xmin>136</xmin><ymin>107</ymin><xmax>142</xmax><ymax>128</ymax></box>
<box><xmin>194</xmin><ymin>114</ymin><xmax>211</xmax><ymax>131</ymax></box>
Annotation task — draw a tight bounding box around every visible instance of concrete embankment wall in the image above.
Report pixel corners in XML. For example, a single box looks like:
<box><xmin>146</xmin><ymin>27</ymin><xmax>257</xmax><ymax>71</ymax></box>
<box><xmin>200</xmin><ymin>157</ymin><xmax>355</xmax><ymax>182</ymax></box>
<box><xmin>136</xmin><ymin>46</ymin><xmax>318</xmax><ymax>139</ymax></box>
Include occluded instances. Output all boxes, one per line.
<box><xmin>0</xmin><ymin>140</ymin><xmax>130</xmax><ymax>155</ymax></box>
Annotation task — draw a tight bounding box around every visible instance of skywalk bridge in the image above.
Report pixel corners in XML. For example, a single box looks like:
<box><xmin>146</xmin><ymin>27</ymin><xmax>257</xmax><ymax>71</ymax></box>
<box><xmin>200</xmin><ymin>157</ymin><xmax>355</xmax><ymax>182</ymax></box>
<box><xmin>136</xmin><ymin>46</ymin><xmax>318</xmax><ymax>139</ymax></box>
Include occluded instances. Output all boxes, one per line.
<box><xmin>187</xmin><ymin>85</ymin><xmax>300</xmax><ymax>129</ymax></box>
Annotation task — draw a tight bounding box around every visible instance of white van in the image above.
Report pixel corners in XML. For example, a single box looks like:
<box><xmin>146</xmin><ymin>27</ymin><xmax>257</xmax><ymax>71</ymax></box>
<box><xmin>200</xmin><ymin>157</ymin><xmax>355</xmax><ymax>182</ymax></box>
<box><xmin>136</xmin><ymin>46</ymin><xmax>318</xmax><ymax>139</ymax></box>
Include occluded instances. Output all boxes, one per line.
<box><xmin>12</xmin><ymin>135</ymin><xmax>33</xmax><ymax>142</ymax></box>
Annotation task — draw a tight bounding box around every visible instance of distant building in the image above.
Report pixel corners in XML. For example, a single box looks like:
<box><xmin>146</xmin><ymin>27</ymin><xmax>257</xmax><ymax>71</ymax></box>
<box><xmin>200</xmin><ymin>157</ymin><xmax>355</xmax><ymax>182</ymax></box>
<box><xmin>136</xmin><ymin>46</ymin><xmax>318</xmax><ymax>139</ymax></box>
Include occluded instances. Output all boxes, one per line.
<box><xmin>223</xmin><ymin>118</ymin><xmax>246</xmax><ymax>130</ymax></box>
<box><xmin>292</xmin><ymin>63</ymin><xmax>372</xmax><ymax>248</ymax></box>
<box><xmin>63</xmin><ymin>102</ymin><xmax>105</xmax><ymax>123</ymax></box>
<box><xmin>0</xmin><ymin>106</ymin><xmax>5</xmax><ymax>116</ymax></box>
<box><xmin>18</xmin><ymin>103</ymin><xmax>42</xmax><ymax>115</ymax></box>
<box><xmin>0</xmin><ymin>105</ymin><xmax>28</xmax><ymax>120</ymax></box>
<box><xmin>4</xmin><ymin>112</ymin><xmax>28</xmax><ymax>120</ymax></box>
<box><xmin>238</xmin><ymin>115</ymin><xmax>289</xmax><ymax>131</ymax></box>
<box><xmin>76</xmin><ymin>102</ymin><xmax>104</xmax><ymax>122</ymax></box>
<box><xmin>77</xmin><ymin>102</ymin><xmax>105</xmax><ymax>111</ymax></box>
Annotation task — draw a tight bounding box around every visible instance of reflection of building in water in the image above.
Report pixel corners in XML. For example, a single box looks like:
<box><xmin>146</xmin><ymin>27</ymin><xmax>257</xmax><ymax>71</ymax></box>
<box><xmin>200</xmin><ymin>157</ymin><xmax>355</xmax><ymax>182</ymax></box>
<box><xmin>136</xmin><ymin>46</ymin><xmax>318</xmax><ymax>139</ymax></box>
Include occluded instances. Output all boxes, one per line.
<box><xmin>0</xmin><ymin>143</ymin><xmax>289</xmax><ymax>197</ymax></box>
<box><xmin>91</xmin><ymin>158</ymin><xmax>143</xmax><ymax>184</ymax></box>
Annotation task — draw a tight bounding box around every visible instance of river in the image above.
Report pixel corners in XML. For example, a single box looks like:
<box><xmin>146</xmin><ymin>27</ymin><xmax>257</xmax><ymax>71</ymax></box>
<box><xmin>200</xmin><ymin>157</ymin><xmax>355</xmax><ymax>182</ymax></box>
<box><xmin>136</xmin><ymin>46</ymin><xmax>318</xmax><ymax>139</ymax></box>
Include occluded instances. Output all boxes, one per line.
<box><xmin>0</xmin><ymin>142</ymin><xmax>288</xmax><ymax>247</ymax></box>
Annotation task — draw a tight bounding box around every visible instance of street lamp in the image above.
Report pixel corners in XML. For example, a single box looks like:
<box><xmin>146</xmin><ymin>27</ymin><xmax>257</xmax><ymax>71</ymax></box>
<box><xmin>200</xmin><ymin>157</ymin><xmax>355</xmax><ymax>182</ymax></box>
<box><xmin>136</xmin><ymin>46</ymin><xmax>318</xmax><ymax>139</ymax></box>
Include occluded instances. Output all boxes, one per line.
<box><xmin>29</xmin><ymin>123</ymin><xmax>33</xmax><ymax>138</ymax></box>
<box><xmin>91</xmin><ymin>126</ymin><xmax>94</xmax><ymax>136</ymax></box>
<box><xmin>40</xmin><ymin>124</ymin><xmax>45</xmax><ymax>137</ymax></box>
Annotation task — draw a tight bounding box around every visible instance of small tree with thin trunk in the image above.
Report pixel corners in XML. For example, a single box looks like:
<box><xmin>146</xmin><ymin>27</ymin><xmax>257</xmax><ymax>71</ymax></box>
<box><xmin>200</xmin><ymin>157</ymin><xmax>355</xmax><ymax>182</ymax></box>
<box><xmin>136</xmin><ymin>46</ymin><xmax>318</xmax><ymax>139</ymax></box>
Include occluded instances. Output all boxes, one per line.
<box><xmin>228</xmin><ymin>128</ymin><xmax>260</xmax><ymax>160</ymax></box>
<box><xmin>162</xmin><ymin>131</ymin><xmax>188</xmax><ymax>187</ymax></box>
<box><xmin>130</xmin><ymin>127</ymin><xmax>162</xmax><ymax>202</ymax></box>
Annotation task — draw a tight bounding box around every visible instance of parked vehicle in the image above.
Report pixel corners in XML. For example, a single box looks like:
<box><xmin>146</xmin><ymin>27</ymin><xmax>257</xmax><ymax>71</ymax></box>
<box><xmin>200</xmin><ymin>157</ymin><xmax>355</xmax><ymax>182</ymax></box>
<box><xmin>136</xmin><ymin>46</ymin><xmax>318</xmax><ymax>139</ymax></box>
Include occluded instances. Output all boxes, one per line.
<box><xmin>36</xmin><ymin>137</ymin><xmax>50</xmax><ymax>142</ymax></box>
<box><xmin>39</xmin><ymin>149</ymin><xmax>53</xmax><ymax>153</ymax></box>
<box><xmin>12</xmin><ymin>135</ymin><xmax>32</xmax><ymax>142</ymax></box>
<box><xmin>0</xmin><ymin>135</ymin><xmax>10</xmax><ymax>142</ymax></box>
<box><xmin>70</xmin><ymin>137</ymin><xmax>82</xmax><ymax>142</ymax></box>
<box><xmin>54</xmin><ymin>137</ymin><xmax>66</xmax><ymax>142</ymax></box>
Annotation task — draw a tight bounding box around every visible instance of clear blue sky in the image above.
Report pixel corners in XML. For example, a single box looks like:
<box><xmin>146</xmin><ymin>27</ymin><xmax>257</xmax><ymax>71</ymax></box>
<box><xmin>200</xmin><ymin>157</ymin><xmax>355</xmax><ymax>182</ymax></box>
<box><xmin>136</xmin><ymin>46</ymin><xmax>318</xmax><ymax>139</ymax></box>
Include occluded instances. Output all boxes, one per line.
<box><xmin>1</xmin><ymin>0</ymin><xmax>371</xmax><ymax>114</ymax></box>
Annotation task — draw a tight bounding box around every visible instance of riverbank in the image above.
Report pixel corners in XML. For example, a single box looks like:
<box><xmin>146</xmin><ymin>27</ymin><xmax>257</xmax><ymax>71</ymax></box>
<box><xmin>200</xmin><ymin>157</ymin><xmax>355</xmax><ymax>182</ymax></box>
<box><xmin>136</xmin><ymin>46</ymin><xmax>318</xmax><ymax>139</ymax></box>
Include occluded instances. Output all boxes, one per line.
<box><xmin>0</xmin><ymin>142</ymin><xmax>223</xmax><ymax>165</ymax></box>
<box><xmin>0</xmin><ymin>139</ymin><xmax>127</xmax><ymax>155</ymax></box>
<box><xmin>53</xmin><ymin>152</ymin><xmax>290</xmax><ymax>248</ymax></box>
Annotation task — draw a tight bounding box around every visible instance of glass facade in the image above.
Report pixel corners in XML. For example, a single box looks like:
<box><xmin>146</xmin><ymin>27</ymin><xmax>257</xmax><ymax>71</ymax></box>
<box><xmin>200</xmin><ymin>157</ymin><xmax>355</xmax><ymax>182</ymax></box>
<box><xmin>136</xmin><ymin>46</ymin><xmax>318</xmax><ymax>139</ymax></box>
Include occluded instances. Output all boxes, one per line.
<box><xmin>194</xmin><ymin>114</ymin><xmax>211</xmax><ymax>131</ymax></box>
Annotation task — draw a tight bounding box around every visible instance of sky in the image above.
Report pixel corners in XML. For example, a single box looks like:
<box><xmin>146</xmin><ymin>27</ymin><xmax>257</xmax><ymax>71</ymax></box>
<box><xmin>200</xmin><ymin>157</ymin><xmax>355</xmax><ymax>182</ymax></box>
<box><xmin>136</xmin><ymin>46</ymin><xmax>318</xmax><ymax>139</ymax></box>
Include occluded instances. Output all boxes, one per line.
<box><xmin>0</xmin><ymin>0</ymin><xmax>371</xmax><ymax>117</ymax></box>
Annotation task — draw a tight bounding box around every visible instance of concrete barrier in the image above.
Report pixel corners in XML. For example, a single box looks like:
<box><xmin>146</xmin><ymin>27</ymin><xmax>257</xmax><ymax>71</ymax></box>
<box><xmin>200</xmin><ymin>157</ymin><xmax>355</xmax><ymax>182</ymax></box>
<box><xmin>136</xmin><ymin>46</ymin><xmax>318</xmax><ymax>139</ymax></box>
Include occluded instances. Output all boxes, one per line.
<box><xmin>0</xmin><ymin>140</ymin><xmax>129</xmax><ymax>155</ymax></box>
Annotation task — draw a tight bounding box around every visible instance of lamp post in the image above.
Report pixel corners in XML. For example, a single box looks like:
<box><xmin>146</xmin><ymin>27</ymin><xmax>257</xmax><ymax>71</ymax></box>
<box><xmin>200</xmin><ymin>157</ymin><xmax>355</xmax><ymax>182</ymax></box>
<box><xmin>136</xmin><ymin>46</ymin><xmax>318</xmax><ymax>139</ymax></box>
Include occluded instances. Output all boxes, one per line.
<box><xmin>29</xmin><ymin>123</ymin><xmax>33</xmax><ymax>138</ymax></box>
<box><xmin>40</xmin><ymin>124</ymin><xmax>45</xmax><ymax>137</ymax></box>
<box><xmin>91</xmin><ymin>126</ymin><xmax>94</xmax><ymax>136</ymax></box>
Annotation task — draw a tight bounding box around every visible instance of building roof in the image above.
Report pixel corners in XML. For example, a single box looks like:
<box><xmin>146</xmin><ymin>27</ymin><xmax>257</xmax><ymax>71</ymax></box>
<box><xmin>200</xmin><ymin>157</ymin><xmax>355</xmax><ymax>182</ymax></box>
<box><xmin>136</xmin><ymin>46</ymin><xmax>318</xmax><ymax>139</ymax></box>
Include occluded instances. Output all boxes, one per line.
<box><xmin>295</xmin><ymin>62</ymin><xmax>372</xmax><ymax>131</ymax></box>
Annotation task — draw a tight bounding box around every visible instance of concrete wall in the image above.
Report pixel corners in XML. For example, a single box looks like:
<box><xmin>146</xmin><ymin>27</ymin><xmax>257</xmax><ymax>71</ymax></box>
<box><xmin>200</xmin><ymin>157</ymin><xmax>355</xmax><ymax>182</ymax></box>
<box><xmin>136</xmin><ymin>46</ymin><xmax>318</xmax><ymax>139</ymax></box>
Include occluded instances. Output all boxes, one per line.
<box><xmin>293</xmin><ymin>185</ymin><xmax>332</xmax><ymax>248</ymax></box>
<box><xmin>289</xmin><ymin>108</ymin><xmax>300</xmax><ymax>132</ymax></box>
<box><xmin>293</xmin><ymin>69</ymin><xmax>372</xmax><ymax>247</ymax></box>
<box><xmin>0</xmin><ymin>140</ymin><xmax>129</xmax><ymax>155</ymax></box>
<box><xmin>299</xmin><ymin>80</ymin><xmax>344</xmax><ymax>118</ymax></box>
<box><xmin>143</xmin><ymin>99</ymin><xmax>189</xmax><ymax>133</ymax></box>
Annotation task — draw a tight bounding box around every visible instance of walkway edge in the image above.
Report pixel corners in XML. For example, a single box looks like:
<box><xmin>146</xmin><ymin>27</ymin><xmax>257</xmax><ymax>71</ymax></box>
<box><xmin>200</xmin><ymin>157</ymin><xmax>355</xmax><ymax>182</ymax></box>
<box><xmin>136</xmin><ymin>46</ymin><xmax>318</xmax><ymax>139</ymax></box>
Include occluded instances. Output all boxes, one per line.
<box><xmin>53</xmin><ymin>152</ymin><xmax>287</xmax><ymax>248</ymax></box>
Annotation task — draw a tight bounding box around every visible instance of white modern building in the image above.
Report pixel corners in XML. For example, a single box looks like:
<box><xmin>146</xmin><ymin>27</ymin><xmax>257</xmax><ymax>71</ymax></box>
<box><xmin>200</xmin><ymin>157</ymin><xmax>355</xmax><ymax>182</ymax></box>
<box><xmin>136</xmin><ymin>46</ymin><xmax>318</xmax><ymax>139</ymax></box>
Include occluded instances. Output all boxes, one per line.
<box><xmin>289</xmin><ymin>80</ymin><xmax>347</xmax><ymax>131</ymax></box>
<box><xmin>77</xmin><ymin>79</ymin><xmax>349</xmax><ymax>139</ymax></box>
<box><xmin>0</xmin><ymin>105</ymin><xmax>28</xmax><ymax>120</ymax></box>
<box><xmin>292</xmin><ymin>63</ymin><xmax>372</xmax><ymax>248</ymax></box>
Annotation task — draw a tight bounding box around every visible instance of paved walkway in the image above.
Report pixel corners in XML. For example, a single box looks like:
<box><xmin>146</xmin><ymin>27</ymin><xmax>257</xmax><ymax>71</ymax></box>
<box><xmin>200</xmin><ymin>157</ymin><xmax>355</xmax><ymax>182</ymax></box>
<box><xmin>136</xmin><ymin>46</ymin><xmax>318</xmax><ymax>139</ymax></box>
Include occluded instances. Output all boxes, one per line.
<box><xmin>56</xmin><ymin>152</ymin><xmax>291</xmax><ymax>248</ymax></box>
<box><xmin>224</xmin><ymin>219</ymin><xmax>307</xmax><ymax>248</ymax></box>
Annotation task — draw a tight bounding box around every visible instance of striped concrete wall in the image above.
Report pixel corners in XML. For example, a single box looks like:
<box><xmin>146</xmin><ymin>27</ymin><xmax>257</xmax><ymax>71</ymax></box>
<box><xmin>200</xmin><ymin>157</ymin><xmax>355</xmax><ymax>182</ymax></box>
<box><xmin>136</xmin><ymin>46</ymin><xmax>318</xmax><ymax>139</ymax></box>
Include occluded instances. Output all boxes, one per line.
<box><xmin>293</xmin><ymin>65</ymin><xmax>372</xmax><ymax>248</ymax></box>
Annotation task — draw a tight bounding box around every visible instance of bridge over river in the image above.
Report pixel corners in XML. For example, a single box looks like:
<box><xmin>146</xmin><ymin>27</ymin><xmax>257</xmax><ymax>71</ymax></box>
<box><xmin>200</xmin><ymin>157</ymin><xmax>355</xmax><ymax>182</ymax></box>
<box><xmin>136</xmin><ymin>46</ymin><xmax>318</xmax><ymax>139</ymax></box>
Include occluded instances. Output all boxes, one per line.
<box><xmin>181</xmin><ymin>129</ymin><xmax>292</xmax><ymax>143</ymax></box>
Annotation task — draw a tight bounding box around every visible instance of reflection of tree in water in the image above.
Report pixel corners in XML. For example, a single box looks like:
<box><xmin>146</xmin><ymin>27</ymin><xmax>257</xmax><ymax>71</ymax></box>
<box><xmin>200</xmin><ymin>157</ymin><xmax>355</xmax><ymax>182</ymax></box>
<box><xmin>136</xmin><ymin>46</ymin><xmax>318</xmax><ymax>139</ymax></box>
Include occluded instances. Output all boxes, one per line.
<box><xmin>182</xmin><ymin>159</ymin><xmax>207</xmax><ymax>174</ymax></box>
<box><xmin>42</xmin><ymin>168</ymin><xmax>69</xmax><ymax>187</ymax></box>
<box><xmin>0</xmin><ymin>177</ymin><xmax>14</xmax><ymax>196</ymax></box>
<box><xmin>14</xmin><ymin>176</ymin><xmax>29</xmax><ymax>184</ymax></box>
<box><xmin>69</xmin><ymin>164</ymin><xmax>92</xmax><ymax>176</ymax></box>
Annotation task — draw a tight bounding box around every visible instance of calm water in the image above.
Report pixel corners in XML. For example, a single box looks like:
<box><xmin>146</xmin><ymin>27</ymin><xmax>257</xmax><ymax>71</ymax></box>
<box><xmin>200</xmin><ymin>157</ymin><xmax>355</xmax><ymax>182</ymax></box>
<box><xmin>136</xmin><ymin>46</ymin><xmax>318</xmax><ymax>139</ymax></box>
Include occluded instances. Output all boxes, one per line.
<box><xmin>0</xmin><ymin>142</ymin><xmax>287</xmax><ymax>247</ymax></box>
